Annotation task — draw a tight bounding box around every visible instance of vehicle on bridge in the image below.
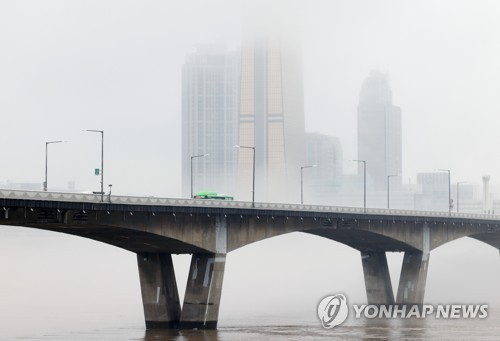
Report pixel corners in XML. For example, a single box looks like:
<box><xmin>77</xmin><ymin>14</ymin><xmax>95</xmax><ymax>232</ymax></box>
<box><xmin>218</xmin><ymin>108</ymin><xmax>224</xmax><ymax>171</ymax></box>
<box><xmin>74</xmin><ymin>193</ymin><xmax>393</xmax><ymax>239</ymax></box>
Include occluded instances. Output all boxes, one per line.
<box><xmin>193</xmin><ymin>191</ymin><xmax>234</xmax><ymax>200</ymax></box>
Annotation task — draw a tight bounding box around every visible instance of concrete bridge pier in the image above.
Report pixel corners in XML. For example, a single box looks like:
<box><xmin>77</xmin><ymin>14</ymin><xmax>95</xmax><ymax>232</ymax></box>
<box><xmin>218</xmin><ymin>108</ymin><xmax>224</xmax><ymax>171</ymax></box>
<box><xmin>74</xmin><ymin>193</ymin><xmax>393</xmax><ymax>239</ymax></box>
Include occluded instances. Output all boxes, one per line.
<box><xmin>137</xmin><ymin>253</ymin><xmax>181</xmax><ymax>329</ymax></box>
<box><xmin>179</xmin><ymin>253</ymin><xmax>226</xmax><ymax>329</ymax></box>
<box><xmin>396</xmin><ymin>251</ymin><xmax>430</xmax><ymax>305</ymax></box>
<box><xmin>361</xmin><ymin>251</ymin><xmax>395</xmax><ymax>304</ymax></box>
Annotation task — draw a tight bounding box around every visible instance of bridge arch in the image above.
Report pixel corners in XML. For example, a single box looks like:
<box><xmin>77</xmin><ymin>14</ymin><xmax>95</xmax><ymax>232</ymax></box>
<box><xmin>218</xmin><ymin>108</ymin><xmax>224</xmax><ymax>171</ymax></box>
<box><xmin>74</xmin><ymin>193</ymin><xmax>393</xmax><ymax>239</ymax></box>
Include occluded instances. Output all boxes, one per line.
<box><xmin>8</xmin><ymin>221</ymin><xmax>211</xmax><ymax>254</ymax></box>
<box><xmin>425</xmin><ymin>236</ymin><xmax>500</xmax><ymax>304</ymax></box>
<box><xmin>221</xmin><ymin>232</ymin><xmax>367</xmax><ymax>319</ymax></box>
<box><xmin>226</xmin><ymin>216</ymin><xmax>421</xmax><ymax>253</ymax></box>
<box><xmin>428</xmin><ymin>226</ymin><xmax>500</xmax><ymax>251</ymax></box>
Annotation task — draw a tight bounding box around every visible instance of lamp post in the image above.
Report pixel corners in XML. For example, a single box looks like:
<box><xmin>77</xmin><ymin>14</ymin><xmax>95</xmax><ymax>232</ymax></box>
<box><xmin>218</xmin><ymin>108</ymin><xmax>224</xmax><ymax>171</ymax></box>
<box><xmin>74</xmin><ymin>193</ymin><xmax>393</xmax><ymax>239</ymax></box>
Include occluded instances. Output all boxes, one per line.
<box><xmin>437</xmin><ymin>169</ymin><xmax>451</xmax><ymax>216</ymax></box>
<box><xmin>85</xmin><ymin>129</ymin><xmax>104</xmax><ymax>202</ymax></box>
<box><xmin>456</xmin><ymin>181</ymin><xmax>468</xmax><ymax>213</ymax></box>
<box><xmin>353</xmin><ymin>160</ymin><xmax>366</xmax><ymax>212</ymax></box>
<box><xmin>300</xmin><ymin>165</ymin><xmax>317</xmax><ymax>205</ymax></box>
<box><xmin>387</xmin><ymin>174</ymin><xmax>398</xmax><ymax>209</ymax></box>
<box><xmin>234</xmin><ymin>145</ymin><xmax>255</xmax><ymax>207</ymax></box>
<box><xmin>190</xmin><ymin>153</ymin><xmax>209</xmax><ymax>198</ymax></box>
<box><xmin>44</xmin><ymin>140</ymin><xmax>64</xmax><ymax>191</ymax></box>
<box><xmin>108</xmin><ymin>184</ymin><xmax>113</xmax><ymax>203</ymax></box>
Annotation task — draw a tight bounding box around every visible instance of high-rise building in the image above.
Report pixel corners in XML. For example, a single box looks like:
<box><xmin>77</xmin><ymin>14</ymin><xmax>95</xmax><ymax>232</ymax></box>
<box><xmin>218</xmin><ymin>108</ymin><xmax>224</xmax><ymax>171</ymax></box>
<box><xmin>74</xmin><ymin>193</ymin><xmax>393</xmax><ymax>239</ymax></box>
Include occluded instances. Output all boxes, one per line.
<box><xmin>414</xmin><ymin>172</ymin><xmax>449</xmax><ymax>211</ymax></box>
<box><xmin>181</xmin><ymin>45</ymin><xmax>240</xmax><ymax>197</ymax></box>
<box><xmin>357</xmin><ymin>71</ymin><xmax>402</xmax><ymax>191</ymax></box>
<box><xmin>304</xmin><ymin>132</ymin><xmax>343</xmax><ymax>204</ymax></box>
<box><xmin>237</xmin><ymin>33</ymin><xmax>306</xmax><ymax>202</ymax></box>
<box><xmin>305</xmin><ymin>132</ymin><xmax>343</xmax><ymax>186</ymax></box>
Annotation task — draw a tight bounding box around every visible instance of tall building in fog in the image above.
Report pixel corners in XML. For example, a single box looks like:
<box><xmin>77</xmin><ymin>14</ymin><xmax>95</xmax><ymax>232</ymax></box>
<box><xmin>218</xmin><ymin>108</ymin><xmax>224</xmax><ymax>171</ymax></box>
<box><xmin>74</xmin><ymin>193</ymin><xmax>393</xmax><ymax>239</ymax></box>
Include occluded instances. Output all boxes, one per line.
<box><xmin>304</xmin><ymin>132</ymin><xmax>343</xmax><ymax>204</ymax></box>
<box><xmin>181</xmin><ymin>45</ymin><xmax>240</xmax><ymax>197</ymax></box>
<box><xmin>237</xmin><ymin>33</ymin><xmax>305</xmax><ymax>202</ymax></box>
<box><xmin>357</xmin><ymin>71</ymin><xmax>402</xmax><ymax>191</ymax></box>
<box><xmin>305</xmin><ymin>132</ymin><xmax>343</xmax><ymax>186</ymax></box>
<box><xmin>414</xmin><ymin>172</ymin><xmax>449</xmax><ymax>211</ymax></box>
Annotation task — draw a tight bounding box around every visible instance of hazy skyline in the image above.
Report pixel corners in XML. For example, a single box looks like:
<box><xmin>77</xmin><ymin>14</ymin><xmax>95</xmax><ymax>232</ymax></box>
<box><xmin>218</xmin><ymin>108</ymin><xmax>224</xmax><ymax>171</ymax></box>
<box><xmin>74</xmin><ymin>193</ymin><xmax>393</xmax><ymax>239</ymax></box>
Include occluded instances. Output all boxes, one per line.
<box><xmin>2</xmin><ymin>1</ymin><xmax>500</xmax><ymax>197</ymax></box>
<box><xmin>1</xmin><ymin>1</ymin><xmax>500</xmax><ymax>337</ymax></box>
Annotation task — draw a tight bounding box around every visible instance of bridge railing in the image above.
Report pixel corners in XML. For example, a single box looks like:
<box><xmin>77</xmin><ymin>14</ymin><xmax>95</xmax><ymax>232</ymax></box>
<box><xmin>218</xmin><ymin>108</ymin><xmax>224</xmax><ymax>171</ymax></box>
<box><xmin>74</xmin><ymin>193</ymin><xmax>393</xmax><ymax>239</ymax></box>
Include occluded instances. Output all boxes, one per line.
<box><xmin>0</xmin><ymin>188</ymin><xmax>498</xmax><ymax>221</ymax></box>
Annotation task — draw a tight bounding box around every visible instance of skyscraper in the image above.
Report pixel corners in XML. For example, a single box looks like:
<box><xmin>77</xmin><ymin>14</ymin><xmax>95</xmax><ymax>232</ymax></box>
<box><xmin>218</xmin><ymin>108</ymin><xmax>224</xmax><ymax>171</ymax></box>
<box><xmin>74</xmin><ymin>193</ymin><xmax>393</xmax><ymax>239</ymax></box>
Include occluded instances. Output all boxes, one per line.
<box><xmin>181</xmin><ymin>45</ymin><xmax>240</xmax><ymax>197</ymax></box>
<box><xmin>357</xmin><ymin>71</ymin><xmax>402</xmax><ymax>191</ymax></box>
<box><xmin>306</xmin><ymin>132</ymin><xmax>343</xmax><ymax>186</ymax></box>
<box><xmin>237</xmin><ymin>33</ymin><xmax>306</xmax><ymax>202</ymax></box>
<box><xmin>304</xmin><ymin>132</ymin><xmax>343</xmax><ymax>204</ymax></box>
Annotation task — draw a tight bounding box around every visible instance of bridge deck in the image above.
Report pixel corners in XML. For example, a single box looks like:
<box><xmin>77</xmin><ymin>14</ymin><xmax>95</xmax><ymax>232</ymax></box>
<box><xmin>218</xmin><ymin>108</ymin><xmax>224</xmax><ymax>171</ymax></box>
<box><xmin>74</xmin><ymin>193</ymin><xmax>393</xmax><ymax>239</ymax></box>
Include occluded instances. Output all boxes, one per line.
<box><xmin>1</xmin><ymin>189</ymin><xmax>499</xmax><ymax>224</ymax></box>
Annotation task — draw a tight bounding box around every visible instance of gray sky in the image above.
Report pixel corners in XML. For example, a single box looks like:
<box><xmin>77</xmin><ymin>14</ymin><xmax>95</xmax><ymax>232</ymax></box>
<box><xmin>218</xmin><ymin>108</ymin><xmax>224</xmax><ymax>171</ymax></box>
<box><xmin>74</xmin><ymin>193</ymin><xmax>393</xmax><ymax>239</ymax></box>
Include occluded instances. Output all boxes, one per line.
<box><xmin>2</xmin><ymin>0</ymin><xmax>500</xmax><ymax>194</ymax></box>
<box><xmin>1</xmin><ymin>0</ymin><xmax>500</xmax><ymax>335</ymax></box>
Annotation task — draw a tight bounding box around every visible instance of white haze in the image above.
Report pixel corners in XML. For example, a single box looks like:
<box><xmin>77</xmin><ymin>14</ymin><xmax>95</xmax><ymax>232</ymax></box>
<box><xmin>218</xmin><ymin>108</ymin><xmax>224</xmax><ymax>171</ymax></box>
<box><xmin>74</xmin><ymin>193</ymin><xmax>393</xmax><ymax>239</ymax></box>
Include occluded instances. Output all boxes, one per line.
<box><xmin>1</xmin><ymin>0</ymin><xmax>500</xmax><ymax>336</ymax></box>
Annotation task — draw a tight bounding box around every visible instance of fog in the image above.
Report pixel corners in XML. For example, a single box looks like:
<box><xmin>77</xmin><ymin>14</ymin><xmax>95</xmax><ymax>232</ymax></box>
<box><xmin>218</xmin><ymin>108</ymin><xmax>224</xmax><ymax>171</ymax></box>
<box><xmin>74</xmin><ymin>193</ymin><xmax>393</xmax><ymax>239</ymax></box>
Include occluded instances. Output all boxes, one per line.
<box><xmin>1</xmin><ymin>0</ymin><xmax>500</xmax><ymax>335</ymax></box>
<box><xmin>3</xmin><ymin>1</ymin><xmax>500</xmax><ymax>190</ymax></box>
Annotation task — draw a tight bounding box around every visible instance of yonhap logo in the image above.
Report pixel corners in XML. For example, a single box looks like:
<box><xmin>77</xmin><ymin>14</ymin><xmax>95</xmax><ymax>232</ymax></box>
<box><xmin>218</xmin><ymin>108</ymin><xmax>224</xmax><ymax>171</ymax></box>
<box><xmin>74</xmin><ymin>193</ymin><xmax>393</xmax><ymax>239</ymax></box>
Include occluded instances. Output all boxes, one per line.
<box><xmin>317</xmin><ymin>294</ymin><xmax>349</xmax><ymax>328</ymax></box>
<box><xmin>317</xmin><ymin>293</ymin><xmax>488</xmax><ymax>329</ymax></box>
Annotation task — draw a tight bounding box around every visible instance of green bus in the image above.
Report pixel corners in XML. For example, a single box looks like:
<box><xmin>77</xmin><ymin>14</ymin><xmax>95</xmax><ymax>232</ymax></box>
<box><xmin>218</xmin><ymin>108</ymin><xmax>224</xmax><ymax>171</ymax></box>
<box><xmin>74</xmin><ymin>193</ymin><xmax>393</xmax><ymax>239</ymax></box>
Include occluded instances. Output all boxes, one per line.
<box><xmin>193</xmin><ymin>191</ymin><xmax>234</xmax><ymax>200</ymax></box>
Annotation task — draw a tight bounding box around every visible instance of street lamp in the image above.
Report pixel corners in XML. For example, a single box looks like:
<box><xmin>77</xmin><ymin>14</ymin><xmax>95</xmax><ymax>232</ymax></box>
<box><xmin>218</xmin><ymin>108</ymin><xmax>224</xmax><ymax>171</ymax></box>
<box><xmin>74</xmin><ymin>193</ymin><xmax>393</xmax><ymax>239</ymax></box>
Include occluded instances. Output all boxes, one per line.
<box><xmin>108</xmin><ymin>184</ymin><xmax>113</xmax><ymax>203</ymax></box>
<box><xmin>190</xmin><ymin>153</ymin><xmax>209</xmax><ymax>198</ymax></box>
<box><xmin>44</xmin><ymin>140</ymin><xmax>65</xmax><ymax>191</ymax></box>
<box><xmin>437</xmin><ymin>169</ymin><xmax>451</xmax><ymax>216</ymax></box>
<box><xmin>456</xmin><ymin>181</ymin><xmax>468</xmax><ymax>213</ymax></box>
<box><xmin>300</xmin><ymin>165</ymin><xmax>317</xmax><ymax>204</ymax></box>
<box><xmin>387</xmin><ymin>174</ymin><xmax>398</xmax><ymax>209</ymax></box>
<box><xmin>85</xmin><ymin>129</ymin><xmax>104</xmax><ymax>202</ymax></box>
<box><xmin>353</xmin><ymin>159</ymin><xmax>366</xmax><ymax>212</ymax></box>
<box><xmin>234</xmin><ymin>145</ymin><xmax>255</xmax><ymax>207</ymax></box>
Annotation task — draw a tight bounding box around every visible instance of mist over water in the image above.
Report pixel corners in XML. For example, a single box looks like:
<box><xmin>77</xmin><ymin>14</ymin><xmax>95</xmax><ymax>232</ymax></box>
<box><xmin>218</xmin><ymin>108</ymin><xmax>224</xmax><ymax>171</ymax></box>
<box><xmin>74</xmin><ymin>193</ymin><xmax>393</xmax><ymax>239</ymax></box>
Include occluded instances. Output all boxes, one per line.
<box><xmin>1</xmin><ymin>226</ymin><xmax>500</xmax><ymax>340</ymax></box>
<box><xmin>2</xmin><ymin>0</ymin><xmax>500</xmax><ymax>340</ymax></box>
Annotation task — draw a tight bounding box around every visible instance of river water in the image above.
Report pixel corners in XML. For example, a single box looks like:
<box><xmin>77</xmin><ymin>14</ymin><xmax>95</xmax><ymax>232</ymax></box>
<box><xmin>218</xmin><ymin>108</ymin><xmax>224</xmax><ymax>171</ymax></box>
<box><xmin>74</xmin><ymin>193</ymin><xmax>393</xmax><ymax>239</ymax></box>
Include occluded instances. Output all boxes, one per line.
<box><xmin>3</xmin><ymin>313</ymin><xmax>499</xmax><ymax>340</ymax></box>
<box><xmin>2</xmin><ymin>228</ymin><xmax>499</xmax><ymax>340</ymax></box>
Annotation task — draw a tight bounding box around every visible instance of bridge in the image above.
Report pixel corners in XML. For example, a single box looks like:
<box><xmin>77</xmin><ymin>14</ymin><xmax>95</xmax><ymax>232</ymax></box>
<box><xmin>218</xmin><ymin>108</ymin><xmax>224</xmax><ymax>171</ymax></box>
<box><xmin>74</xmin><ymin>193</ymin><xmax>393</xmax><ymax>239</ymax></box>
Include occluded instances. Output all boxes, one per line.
<box><xmin>1</xmin><ymin>189</ymin><xmax>500</xmax><ymax>329</ymax></box>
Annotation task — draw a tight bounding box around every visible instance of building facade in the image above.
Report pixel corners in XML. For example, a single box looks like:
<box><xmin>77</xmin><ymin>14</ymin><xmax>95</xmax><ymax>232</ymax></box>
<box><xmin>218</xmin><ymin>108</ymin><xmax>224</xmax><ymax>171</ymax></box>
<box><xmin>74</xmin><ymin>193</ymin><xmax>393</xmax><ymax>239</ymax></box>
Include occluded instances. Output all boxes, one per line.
<box><xmin>237</xmin><ymin>33</ymin><xmax>306</xmax><ymax>202</ymax></box>
<box><xmin>414</xmin><ymin>172</ymin><xmax>449</xmax><ymax>211</ymax></box>
<box><xmin>303</xmin><ymin>132</ymin><xmax>343</xmax><ymax>205</ymax></box>
<box><xmin>181</xmin><ymin>45</ymin><xmax>240</xmax><ymax>197</ymax></box>
<box><xmin>357</xmin><ymin>71</ymin><xmax>402</xmax><ymax>192</ymax></box>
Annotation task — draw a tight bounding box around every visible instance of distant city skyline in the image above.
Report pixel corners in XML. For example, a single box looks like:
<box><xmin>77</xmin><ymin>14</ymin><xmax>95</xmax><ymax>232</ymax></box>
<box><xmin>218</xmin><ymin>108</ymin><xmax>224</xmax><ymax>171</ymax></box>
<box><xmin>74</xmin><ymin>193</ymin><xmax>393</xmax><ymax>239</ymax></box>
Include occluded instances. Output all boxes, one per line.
<box><xmin>0</xmin><ymin>1</ymin><xmax>497</xmax><ymax>212</ymax></box>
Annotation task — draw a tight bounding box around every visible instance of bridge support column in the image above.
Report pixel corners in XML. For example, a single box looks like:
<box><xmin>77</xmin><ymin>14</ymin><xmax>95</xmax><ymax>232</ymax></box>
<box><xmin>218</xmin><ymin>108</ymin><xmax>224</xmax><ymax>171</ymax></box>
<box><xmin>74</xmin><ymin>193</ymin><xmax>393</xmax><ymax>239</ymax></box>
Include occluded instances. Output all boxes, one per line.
<box><xmin>137</xmin><ymin>253</ymin><xmax>181</xmax><ymax>329</ymax></box>
<box><xmin>361</xmin><ymin>251</ymin><xmax>395</xmax><ymax>304</ymax></box>
<box><xmin>179</xmin><ymin>253</ymin><xmax>226</xmax><ymax>329</ymax></box>
<box><xmin>396</xmin><ymin>251</ymin><xmax>429</xmax><ymax>305</ymax></box>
